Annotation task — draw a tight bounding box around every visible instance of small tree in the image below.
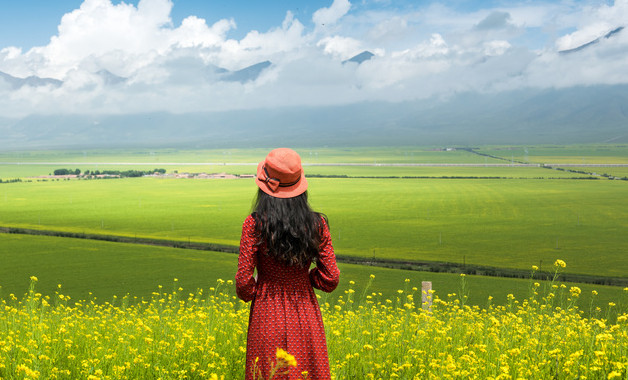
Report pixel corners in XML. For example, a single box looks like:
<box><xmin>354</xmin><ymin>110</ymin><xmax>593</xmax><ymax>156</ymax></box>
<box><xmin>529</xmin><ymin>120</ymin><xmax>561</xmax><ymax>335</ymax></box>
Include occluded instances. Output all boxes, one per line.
<box><xmin>54</xmin><ymin>169</ymin><xmax>70</xmax><ymax>176</ymax></box>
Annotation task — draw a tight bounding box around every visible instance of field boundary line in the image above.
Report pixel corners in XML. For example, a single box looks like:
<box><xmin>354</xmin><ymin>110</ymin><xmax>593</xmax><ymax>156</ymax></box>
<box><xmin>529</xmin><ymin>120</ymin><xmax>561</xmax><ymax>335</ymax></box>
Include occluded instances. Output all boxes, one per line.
<box><xmin>2</xmin><ymin>226</ymin><xmax>626</xmax><ymax>287</ymax></box>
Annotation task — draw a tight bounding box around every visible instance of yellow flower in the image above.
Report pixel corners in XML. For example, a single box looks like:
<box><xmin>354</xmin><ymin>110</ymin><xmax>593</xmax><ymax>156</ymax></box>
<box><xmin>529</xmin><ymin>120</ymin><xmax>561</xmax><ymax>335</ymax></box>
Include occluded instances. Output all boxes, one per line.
<box><xmin>532</xmin><ymin>265</ymin><xmax>539</xmax><ymax>271</ymax></box>
<box><xmin>276</xmin><ymin>348</ymin><xmax>297</xmax><ymax>367</ymax></box>
<box><xmin>554</xmin><ymin>259</ymin><xmax>566</xmax><ymax>268</ymax></box>
<box><xmin>30</xmin><ymin>276</ymin><xmax>38</xmax><ymax>282</ymax></box>
<box><xmin>608</xmin><ymin>371</ymin><xmax>622</xmax><ymax>379</ymax></box>
<box><xmin>569</xmin><ymin>287</ymin><xmax>581</xmax><ymax>297</ymax></box>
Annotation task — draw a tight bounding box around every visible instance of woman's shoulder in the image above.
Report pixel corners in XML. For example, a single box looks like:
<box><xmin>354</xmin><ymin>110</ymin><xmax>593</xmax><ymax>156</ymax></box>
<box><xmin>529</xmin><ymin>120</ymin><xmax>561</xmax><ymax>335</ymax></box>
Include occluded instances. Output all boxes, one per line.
<box><xmin>317</xmin><ymin>212</ymin><xmax>328</xmax><ymax>225</ymax></box>
<box><xmin>243</xmin><ymin>213</ymin><xmax>257</xmax><ymax>227</ymax></box>
<box><xmin>316</xmin><ymin>213</ymin><xmax>330</xmax><ymax>234</ymax></box>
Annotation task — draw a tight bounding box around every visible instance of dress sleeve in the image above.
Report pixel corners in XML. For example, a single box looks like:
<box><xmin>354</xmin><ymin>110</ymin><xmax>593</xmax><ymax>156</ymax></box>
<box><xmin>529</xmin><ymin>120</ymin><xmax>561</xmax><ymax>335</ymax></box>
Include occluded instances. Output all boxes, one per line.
<box><xmin>236</xmin><ymin>214</ymin><xmax>258</xmax><ymax>302</ymax></box>
<box><xmin>309</xmin><ymin>217</ymin><xmax>340</xmax><ymax>292</ymax></box>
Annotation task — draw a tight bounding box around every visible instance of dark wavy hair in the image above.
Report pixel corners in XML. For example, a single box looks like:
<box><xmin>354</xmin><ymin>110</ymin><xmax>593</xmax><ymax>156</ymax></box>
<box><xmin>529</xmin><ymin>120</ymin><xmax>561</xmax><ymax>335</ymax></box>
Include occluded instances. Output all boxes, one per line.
<box><xmin>252</xmin><ymin>189</ymin><xmax>327</xmax><ymax>268</ymax></box>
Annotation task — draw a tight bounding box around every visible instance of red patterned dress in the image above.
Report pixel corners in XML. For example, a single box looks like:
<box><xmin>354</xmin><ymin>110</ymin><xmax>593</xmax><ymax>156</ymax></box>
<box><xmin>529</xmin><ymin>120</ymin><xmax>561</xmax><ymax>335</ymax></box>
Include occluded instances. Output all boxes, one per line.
<box><xmin>236</xmin><ymin>214</ymin><xmax>340</xmax><ymax>380</ymax></box>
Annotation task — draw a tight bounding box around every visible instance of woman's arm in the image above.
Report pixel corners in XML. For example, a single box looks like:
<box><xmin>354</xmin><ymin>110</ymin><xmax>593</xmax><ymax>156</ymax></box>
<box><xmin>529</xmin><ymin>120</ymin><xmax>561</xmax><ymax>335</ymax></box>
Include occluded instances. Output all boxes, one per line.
<box><xmin>310</xmin><ymin>218</ymin><xmax>340</xmax><ymax>292</ymax></box>
<box><xmin>236</xmin><ymin>215</ymin><xmax>258</xmax><ymax>301</ymax></box>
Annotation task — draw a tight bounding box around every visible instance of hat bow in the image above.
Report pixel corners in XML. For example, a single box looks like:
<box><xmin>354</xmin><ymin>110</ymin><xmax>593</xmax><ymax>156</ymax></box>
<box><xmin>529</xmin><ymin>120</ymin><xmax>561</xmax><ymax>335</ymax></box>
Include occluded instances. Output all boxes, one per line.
<box><xmin>262</xmin><ymin>166</ymin><xmax>281</xmax><ymax>192</ymax></box>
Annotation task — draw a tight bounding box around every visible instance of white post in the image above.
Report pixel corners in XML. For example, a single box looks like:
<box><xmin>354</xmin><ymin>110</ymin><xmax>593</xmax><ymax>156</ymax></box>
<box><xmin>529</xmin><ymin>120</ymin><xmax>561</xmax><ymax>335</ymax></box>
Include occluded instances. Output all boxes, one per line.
<box><xmin>422</xmin><ymin>281</ymin><xmax>432</xmax><ymax>311</ymax></box>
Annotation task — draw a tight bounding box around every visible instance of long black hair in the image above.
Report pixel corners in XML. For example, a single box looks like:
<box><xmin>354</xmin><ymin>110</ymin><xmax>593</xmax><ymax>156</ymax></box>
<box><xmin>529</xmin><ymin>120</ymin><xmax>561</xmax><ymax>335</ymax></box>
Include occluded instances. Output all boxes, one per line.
<box><xmin>252</xmin><ymin>188</ymin><xmax>327</xmax><ymax>268</ymax></box>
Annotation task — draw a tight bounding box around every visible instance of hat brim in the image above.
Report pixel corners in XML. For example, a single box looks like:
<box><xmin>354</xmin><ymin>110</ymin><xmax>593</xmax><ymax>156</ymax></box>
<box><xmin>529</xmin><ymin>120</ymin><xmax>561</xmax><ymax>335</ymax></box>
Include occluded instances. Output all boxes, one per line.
<box><xmin>255</xmin><ymin>161</ymin><xmax>308</xmax><ymax>198</ymax></box>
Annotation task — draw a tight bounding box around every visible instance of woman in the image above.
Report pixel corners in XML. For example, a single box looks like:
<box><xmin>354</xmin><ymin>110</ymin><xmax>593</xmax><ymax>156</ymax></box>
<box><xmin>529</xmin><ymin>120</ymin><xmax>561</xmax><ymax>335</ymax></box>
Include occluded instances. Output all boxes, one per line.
<box><xmin>236</xmin><ymin>148</ymin><xmax>340</xmax><ymax>380</ymax></box>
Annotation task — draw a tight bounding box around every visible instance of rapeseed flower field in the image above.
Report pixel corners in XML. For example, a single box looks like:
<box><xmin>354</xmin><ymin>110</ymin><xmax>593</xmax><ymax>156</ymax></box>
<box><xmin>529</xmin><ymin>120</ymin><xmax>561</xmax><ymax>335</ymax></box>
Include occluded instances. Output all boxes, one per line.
<box><xmin>0</xmin><ymin>262</ymin><xmax>626</xmax><ymax>379</ymax></box>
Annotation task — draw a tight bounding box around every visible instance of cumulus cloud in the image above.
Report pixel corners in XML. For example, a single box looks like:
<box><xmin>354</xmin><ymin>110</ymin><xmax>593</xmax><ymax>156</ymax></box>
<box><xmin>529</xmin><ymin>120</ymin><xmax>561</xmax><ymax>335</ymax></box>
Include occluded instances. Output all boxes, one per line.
<box><xmin>317</xmin><ymin>35</ymin><xmax>363</xmax><ymax>59</ymax></box>
<box><xmin>0</xmin><ymin>0</ymin><xmax>627</xmax><ymax>118</ymax></box>
<box><xmin>312</xmin><ymin>0</ymin><xmax>351</xmax><ymax>27</ymax></box>
<box><xmin>555</xmin><ymin>0</ymin><xmax>628</xmax><ymax>51</ymax></box>
<box><xmin>475</xmin><ymin>11</ymin><xmax>512</xmax><ymax>31</ymax></box>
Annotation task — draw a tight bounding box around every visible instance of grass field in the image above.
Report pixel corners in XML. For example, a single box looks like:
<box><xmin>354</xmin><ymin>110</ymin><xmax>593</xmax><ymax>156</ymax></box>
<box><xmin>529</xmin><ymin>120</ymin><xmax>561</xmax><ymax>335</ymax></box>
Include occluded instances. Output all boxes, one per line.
<box><xmin>0</xmin><ymin>163</ymin><xmax>602</xmax><ymax>179</ymax></box>
<box><xmin>476</xmin><ymin>144</ymin><xmax>628</xmax><ymax>164</ymax></box>
<box><xmin>0</xmin><ymin>146</ymin><xmax>498</xmax><ymax>164</ymax></box>
<box><xmin>1</xmin><ymin>176</ymin><xmax>626</xmax><ymax>277</ymax></box>
<box><xmin>0</xmin><ymin>233</ymin><xmax>624</xmax><ymax>312</ymax></box>
<box><xmin>554</xmin><ymin>166</ymin><xmax>628</xmax><ymax>178</ymax></box>
<box><xmin>1</xmin><ymin>145</ymin><xmax>627</xmax><ymax>378</ymax></box>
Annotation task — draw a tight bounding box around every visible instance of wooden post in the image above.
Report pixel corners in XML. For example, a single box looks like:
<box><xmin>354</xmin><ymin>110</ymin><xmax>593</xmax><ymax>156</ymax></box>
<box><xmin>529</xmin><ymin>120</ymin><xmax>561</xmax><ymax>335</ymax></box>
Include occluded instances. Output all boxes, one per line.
<box><xmin>422</xmin><ymin>281</ymin><xmax>432</xmax><ymax>311</ymax></box>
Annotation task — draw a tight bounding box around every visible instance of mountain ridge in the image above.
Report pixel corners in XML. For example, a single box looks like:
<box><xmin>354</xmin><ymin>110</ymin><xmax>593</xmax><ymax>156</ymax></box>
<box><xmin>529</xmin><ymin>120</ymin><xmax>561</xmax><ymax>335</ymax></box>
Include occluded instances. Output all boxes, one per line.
<box><xmin>1</xmin><ymin>84</ymin><xmax>626</xmax><ymax>150</ymax></box>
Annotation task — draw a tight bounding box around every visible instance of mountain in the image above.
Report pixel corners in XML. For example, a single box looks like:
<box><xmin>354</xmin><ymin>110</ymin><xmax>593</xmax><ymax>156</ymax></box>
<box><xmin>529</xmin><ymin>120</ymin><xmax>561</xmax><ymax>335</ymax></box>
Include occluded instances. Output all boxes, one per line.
<box><xmin>342</xmin><ymin>51</ymin><xmax>374</xmax><ymax>64</ymax></box>
<box><xmin>0</xmin><ymin>59</ymin><xmax>272</xmax><ymax>92</ymax></box>
<box><xmin>221</xmin><ymin>61</ymin><xmax>272</xmax><ymax>83</ymax></box>
<box><xmin>96</xmin><ymin>70</ymin><xmax>126</xmax><ymax>85</ymax></box>
<box><xmin>1</xmin><ymin>84</ymin><xmax>626</xmax><ymax>150</ymax></box>
<box><xmin>0</xmin><ymin>71</ymin><xmax>63</xmax><ymax>89</ymax></box>
<box><xmin>559</xmin><ymin>26</ymin><xmax>624</xmax><ymax>54</ymax></box>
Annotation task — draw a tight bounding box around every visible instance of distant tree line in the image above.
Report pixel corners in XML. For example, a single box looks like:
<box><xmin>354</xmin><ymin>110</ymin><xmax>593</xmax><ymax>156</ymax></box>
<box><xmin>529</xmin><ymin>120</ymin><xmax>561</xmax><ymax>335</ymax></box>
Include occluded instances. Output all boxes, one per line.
<box><xmin>0</xmin><ymin>178</ymin><xmax>23</xmax><ymax>184</ymax></box>
<box><xmin>53</xmin><ymin>168</ymin><xmax>81</xmax><ymax>175</ymax></box>
<box><xmin>52</xmin><ymin>168</ymin><xmax>167</xmax><ymax>178</ymax></box>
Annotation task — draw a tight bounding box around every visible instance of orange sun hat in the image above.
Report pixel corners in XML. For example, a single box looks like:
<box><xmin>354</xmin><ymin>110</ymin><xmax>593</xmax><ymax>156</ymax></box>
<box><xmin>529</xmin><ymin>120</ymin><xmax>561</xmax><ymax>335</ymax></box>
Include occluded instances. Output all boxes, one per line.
<box><xmin>255</xmin><ymin>148</ymin><xmax>308</xmax><ymax>198</ymax></box>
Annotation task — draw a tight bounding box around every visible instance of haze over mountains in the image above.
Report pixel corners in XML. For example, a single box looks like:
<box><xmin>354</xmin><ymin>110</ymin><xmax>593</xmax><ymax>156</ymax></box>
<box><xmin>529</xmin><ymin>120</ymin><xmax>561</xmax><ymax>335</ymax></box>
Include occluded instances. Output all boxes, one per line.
<box><xmin>1</xmin><ymin>0</ymin><xmax>627</xmax><ymax>150</ymax></box>
<box><xmin>1</xmin><ymin>83</ymin><xmax>626</xmax><ymax>149</ymax></box>
<box><xmin>1</xmin><ymin>47</ymin><xmax>627</xmax><ymax>149</ymax></box>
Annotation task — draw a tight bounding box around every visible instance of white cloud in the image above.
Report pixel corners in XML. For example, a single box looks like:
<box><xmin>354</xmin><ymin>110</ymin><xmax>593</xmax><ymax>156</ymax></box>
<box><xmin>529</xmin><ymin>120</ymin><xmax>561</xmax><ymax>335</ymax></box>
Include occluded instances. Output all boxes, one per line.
<box><xmin>217</xmin><ymin>11</ymin><xmax>307</xmax><ymax>69</ymax></box>
<box><xmin>0</xmin><ymin>0</ymin><xmax>627</xmax><ymax>118</ymax></box>
<box><xmin>555</xmin><ymin>0</ymin><xmax>628</xmax><ymax>51</ymax></box>
<box><xmin>483</xmin><ymin>40</ymin><xmax>511</xmax><ymax>56</ymax></box>
<box><xmin>38</xmin><ymin>0</ymin><xmax>173</xmax><ymax>78</ymax></box>
<box><xmin>317</xmin><ymin>35</ymin><xmax>363</xmax><ymax>59</ymax></box>
<box><xmin>0</xmin><ymin>46</ymin><xmax>22</xmax><ymax>60</ymax></box>
<box><xmin>392</xmin><ymin>34</ymin><xmax>449</xmax><ymax>60</ymax></box>
<box><xmin>312</xmin><ymin>0</ymin><xmax>352</xmax><ymax>27</ymax></box>
<box><xmin>171</xmin><ymin>17</ymin><xmax>235</xmax><ymax>49</ymax></box>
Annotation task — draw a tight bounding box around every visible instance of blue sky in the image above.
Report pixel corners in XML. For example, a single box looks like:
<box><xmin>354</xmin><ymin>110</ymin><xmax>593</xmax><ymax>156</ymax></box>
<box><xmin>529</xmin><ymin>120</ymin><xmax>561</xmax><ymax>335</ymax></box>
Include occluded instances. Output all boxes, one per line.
<box><xmin>0</xmin><ymin>0</ymin><xmax>571</xmax><ymax>49</ymax></box>
<box><xmin>1</xmin><ymin>0</ymin><xmax>341</xmax><ymax>48</ymax></box>
<box><xmin>0</xmin><ymin>0</ymin><xmax>626</xmax><ymax>117</ymax></box>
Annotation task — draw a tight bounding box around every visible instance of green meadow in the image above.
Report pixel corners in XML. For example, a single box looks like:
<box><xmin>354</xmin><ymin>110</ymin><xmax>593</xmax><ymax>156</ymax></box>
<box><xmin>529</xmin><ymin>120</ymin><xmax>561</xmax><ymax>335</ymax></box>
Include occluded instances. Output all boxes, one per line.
<box><xmin>1</xmin><ymin>144</ymin><xmax>626</xmax><ymax>309</ymax></box>
<box><xmin>556</xmin><ymin>166</ymin><xmax>628</xmax><ymax>178</ymax></box>
<box><xmin>1</xmin><ymin>176</ymin><xmax>626</xmax><ymax>277</ymax></box>
<box><xmin>476</xmin><ymin>144</ymin><xmax>628</xmax><ymax>164</ymax></box>
<box><xmin>1</xmin><ymin>233</ymin><xmax>624</xmax><ymax>312</ymax></box>
<box><xmin>2</xmin><ymin>144</ymin><xmax>626</xmax><ymax>165</ymax></box>
<box><xmin>0</xmin><ymin>163</ymin><xmax>600</xmax><ymax>179</ymax></box>
<box><xmin>0</xmin><ymin>146</ymin><xmax>495</xmax><ymax>164</ymax></box>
